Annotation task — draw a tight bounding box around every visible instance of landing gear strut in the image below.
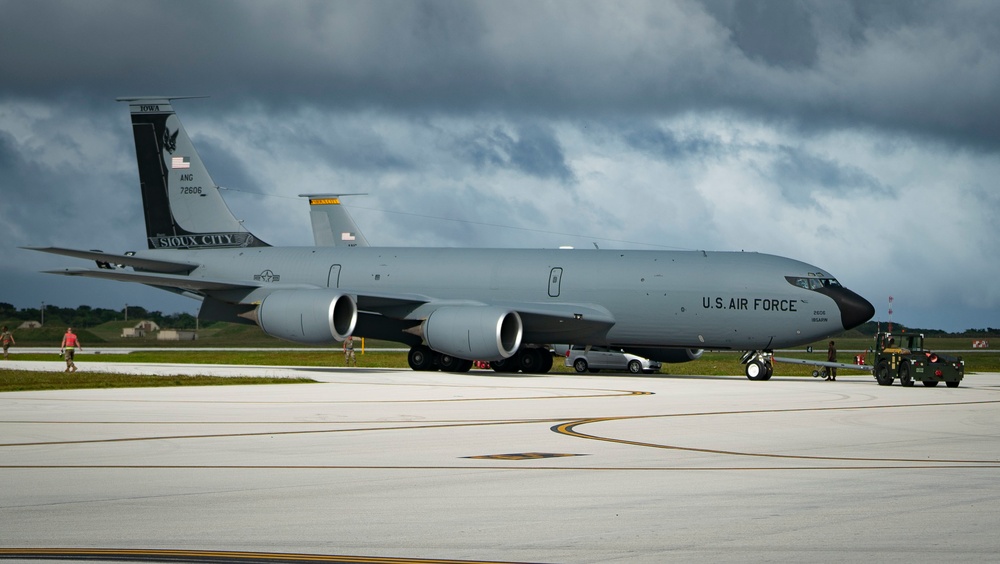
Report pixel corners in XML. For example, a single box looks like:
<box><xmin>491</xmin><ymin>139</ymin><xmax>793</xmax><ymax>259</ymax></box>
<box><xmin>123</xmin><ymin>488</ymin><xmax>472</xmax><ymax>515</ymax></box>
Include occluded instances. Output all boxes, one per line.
<box><xmin>741</xmin><ymin>350</ymin><xmax>773</xmax><ymax>381</ymax></box>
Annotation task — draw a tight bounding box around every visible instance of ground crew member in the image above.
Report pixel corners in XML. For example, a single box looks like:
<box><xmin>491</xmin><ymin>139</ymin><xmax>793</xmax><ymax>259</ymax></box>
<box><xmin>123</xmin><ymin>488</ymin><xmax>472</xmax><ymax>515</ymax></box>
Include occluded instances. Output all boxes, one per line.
<box><xmin>60</xmin><ymin>327</ymin><xmax>82</xmax><ymax>372</ymax></box>
<box><xmin>343</xmin><ymin>335</ymin><xmax>356</xmax><ymax>367</ymax></box>
<box><xmin>826</xmin><ymin>340</ymin><xmax>837</xmax><ymax>381</ymax></box>
<box><xmin>1</xmin><ymin>326</ymin><xmax>14</xmax><ymax>360</ymax></box>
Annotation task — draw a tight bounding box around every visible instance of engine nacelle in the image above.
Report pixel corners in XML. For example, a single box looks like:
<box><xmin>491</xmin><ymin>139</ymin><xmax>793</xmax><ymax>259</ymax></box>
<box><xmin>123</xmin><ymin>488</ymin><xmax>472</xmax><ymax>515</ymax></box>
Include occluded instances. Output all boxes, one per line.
<box><xmin>255</xmin><ymin>289</ymin><xmax>357</xmax><ymax>344</ymax></box>
<box><xmin>625</xmin><ymin>347</ymin><xmax>704</xmax><ymax>363</ymax></box>
<box><xmin>423</xmin><ymin>306</ymin><xmax>523</xmax><ymax>361</ymax></box>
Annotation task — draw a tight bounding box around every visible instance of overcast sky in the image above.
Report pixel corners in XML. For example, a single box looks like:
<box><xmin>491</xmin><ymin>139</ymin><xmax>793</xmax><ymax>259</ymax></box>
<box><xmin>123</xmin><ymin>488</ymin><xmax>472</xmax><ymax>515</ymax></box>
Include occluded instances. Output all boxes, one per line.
<box><xmin>2</xmin><ymin>0</ymin><xmax>998</xmax><ymax>332</ymax></box>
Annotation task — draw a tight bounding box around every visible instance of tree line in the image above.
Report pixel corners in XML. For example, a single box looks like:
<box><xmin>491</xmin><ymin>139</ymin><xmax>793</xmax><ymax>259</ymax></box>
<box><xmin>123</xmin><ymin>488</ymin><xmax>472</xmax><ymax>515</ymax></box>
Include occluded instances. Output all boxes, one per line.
<box><xmin>0</xmin><ymin>303</ymin><xmax>198</xmax><ymax>330</ymax></box>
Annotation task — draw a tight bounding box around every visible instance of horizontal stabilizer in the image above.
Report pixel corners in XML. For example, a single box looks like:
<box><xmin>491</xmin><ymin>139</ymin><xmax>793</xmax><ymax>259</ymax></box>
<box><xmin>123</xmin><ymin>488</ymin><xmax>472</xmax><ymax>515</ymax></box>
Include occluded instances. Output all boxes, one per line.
<box><xmin>24</xmin><ymin>247</ymin><xmax>198</xmax><ymax>274</ymax></box>
<box><xmin>41</xmin><ymin>268</ymin><xmax>260</xmax><ymax>292</ymax></box>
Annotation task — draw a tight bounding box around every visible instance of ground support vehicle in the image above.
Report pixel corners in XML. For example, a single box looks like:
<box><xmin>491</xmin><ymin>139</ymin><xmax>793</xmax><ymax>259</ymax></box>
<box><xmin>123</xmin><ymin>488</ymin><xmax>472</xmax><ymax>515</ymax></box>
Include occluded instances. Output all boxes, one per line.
<box><xmin>870</xmin><ymin>332</ymin><xmax>964</xmax><ymax>387</ymax></box>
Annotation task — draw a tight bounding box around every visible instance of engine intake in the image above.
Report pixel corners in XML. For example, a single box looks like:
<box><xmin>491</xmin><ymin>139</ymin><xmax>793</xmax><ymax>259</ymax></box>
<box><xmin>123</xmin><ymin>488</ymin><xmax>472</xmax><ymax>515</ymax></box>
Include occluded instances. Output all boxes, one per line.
<box><xmin>256</xmin><ymin>289</ymin><xmax>357</xmax><ymax>344</ymax></box>
<box><xmin>423</xmin><ymin>306</ymin><xmax>523</xmax><ymax>361</ymax></box>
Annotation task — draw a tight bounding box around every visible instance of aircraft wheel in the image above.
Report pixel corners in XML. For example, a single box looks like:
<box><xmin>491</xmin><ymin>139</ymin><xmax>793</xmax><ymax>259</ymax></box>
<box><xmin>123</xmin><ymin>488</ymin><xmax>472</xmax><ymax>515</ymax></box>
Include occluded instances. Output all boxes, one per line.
<box><xmin>946</xmin><ymin>380</ymin><xmax>960</xmax><ymax>388</ymax></box>
<box><xmin>490</xmin><ymin>358</ymin><xmax>518</xmax><ymax>373</ymax></box>
<box><xmin>437</xmin><ymin>353</ymin><xmax>472</xmax><ymax>373</ymax></box>
<box><xmin>762</xmin><ymin>361</ymin><xmax>773</xmax><ymax>380</ymax></box>
<box><xmin>573</xmin><ymin>358</ymin><xmax>589</xmax><ymax>373</ymax></box>
<box><xmin>628</xmin><ymin>360</ymin><xmax>643</xmax><ymax>374</ymax></box>
<box><xmin>899</xmin><ymin>362</ymin><xmax>914</xmax><ymax>387</ymax></box>
<box><xmin>517</xmin><ymin>348</ymin><xmax>544</xmax><ymax>373</ymax></box>
<box><xmin>408</xmin><ymin>346</ymin><xmax>436</xmax><ymax>371</ymax></box>
<box><xmin>539</xmin><ymin>352</ymin><xmax>554</xmax><ymax>373</ymax></box>
<box><xmin>923</xmin><ymin>380</ymin><xmax>939</xmax><ymax>387</ymax></box>
<box><xmin>745</xmin><ymin>360</ymin><xmax>767</xmax><ymax>381</ymax></box>
<box><xmin>875</xmin><ymin>360</ymin><xmax>893</xmax><ymax>386</ymax></box>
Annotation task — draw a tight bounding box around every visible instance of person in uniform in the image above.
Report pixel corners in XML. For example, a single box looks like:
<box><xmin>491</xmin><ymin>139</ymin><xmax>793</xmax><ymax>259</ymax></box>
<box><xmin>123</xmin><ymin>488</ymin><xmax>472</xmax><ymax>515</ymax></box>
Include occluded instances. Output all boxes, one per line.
<box><xmin>343</xmin><ymin>335</ymin><xmax>356</xmax><ymax>367</ymax></box>
<box><xmin>826</xmin><ymin>340</ymin><xmax>837</xmax><ymax>381</ymax></box>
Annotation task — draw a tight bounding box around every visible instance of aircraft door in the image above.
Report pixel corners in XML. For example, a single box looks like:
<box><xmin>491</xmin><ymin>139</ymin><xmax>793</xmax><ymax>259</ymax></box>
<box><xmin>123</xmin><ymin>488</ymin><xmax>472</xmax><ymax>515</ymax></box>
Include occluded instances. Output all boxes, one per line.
<box><xmin>328</xmin><ymin>264</ymin><xmax>342</xmax><ymax>288</ymax></box>
<box><xmin>548</xmin><ymin>267</ymin><xmax>563</xmax><ymax>297</ymax></box>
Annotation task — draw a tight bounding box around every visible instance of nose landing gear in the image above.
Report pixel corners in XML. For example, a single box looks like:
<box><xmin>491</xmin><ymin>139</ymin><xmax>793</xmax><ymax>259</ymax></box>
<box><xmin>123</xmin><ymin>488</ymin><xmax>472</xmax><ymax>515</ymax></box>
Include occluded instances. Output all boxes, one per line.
<box><xmin>741</xmin><ymin>350</ymin><xmax>774</xmax><ymax>381</ymax></box>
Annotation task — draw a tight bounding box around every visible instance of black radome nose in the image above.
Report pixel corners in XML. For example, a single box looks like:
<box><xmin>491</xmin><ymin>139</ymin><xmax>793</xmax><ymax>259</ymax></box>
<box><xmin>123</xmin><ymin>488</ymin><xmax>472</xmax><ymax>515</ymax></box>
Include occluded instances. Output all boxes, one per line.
<box><xmin>833</xmin><ymin>288</ymin><xmax>876</xmax><ymax>330</ymax></box>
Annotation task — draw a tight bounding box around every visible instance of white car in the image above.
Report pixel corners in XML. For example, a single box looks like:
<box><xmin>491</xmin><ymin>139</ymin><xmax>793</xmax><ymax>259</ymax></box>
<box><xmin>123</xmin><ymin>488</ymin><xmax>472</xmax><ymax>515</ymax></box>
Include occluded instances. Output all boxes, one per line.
<box><xmin>564</xmin><ymin>345</ymin><xmax>662</xmax><ymax>374</ymax></box>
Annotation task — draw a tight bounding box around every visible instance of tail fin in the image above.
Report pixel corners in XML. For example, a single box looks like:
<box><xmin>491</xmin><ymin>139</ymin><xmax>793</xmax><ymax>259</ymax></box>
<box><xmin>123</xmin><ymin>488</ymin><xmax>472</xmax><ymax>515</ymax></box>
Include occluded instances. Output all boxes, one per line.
<box><xmin>117</xmin><ymin>96</ymin><xmax>268</xmax><ymax>250</ymax></box>
<box><xmin>299</xmin><ymin>194</ymin><xmax>371</xmax><ymax>247</ymax></box>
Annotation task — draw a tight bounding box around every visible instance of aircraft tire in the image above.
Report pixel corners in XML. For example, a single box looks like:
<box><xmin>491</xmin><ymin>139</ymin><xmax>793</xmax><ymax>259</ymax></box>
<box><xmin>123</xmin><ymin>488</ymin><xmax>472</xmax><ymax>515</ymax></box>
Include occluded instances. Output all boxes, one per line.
<box><xmin>517</xmin><ymin>348</ymin><xmax>544</xmax><ymax>373</ymax></box>
<box><xmin>437</xmin><ymin>353</ymin><xmax>472</xmax><ymax>373</ymax></box>
<box><xmin>407</xmin><ymin>346</ymin><xmax>436</xmax><ymax>371</ymax></box>
<box><xmin>539</xmin><ymin>351</ymin><xmax>554</xmax><ymax>373</ymax></box>
<box><xmin>490</xmin><ymin>358</ymin><xmax>518</xmax><ymax>373</ymax></box>
<box><xmin>745</xmin><ymin>360</ymin><xmax>767</xmax><ymax>381</ymax></box>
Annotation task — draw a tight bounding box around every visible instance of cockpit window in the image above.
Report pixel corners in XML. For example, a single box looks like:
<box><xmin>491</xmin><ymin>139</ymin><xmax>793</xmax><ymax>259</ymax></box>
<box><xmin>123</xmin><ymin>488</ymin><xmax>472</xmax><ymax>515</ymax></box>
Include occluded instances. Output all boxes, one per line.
<box><xmin>786</xmin><ymin>276</ymin><xmax>843</xmax><ymax>290</ymax></box>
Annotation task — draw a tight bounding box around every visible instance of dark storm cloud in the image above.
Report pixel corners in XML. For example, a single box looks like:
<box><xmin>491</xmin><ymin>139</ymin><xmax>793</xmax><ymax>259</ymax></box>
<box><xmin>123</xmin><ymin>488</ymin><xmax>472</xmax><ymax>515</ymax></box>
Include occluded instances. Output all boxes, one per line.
<box><xmin>460</xmin><ymin>124</ymin><xmax>574</xmax><ymax>182</ymax></box>
<box><xmin>767</xmin><ymin>146</ymin><xmax>891</xmax><ymax>205</ymax></box>
<box><xmin>703</xmin><ymin>0</ymin><xmax>819</xmax><ymax>68</ymax></box>
<box><xmin>2</xmin><ymin>0</ymin><xmax>999</xmax><ymax>149</ymax></box>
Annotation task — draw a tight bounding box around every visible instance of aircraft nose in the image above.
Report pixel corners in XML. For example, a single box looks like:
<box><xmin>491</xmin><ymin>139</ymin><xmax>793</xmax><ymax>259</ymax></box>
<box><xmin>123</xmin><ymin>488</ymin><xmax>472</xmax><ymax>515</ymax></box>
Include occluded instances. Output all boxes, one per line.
<box><xmin>831</xmin><ymin>288</ymin><xmax>876</xmax><ymax>330</ymax></box>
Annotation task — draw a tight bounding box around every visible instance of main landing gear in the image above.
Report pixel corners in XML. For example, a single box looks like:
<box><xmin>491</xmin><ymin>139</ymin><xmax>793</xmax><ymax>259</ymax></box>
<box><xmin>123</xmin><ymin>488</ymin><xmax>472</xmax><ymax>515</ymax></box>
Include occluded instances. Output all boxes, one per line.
<box><xmin>407</xmin><ymin>345</ymin><xmax>554</xmax><ymax>374</ymax></box>
<box><xmin>741</xmin><ymin>350</ymin><xmax>774</xmax><ymax>381</ymax></box>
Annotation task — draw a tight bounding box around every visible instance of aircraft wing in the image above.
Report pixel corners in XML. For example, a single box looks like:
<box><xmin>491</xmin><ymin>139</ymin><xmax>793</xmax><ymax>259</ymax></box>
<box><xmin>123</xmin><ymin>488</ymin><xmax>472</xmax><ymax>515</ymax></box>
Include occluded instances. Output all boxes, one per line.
<box><xmin>25</xmin><ymin>247</ymin><xmax>198</xmax><ymax>274</ymax></box>
<box><xmin>351</xmin><ymin>292</ymin><xmax>616</xmax><ymax>344</ymax></box>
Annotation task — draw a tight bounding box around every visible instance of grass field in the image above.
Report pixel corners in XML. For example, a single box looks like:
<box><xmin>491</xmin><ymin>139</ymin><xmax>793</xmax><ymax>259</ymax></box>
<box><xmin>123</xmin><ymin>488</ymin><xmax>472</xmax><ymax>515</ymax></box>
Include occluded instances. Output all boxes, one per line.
<box><xmin>3</xmin><ymin>345</ymin><xmax>998</xmax><ymax>393</ymax></box>
<box><xmin>3</xmin><ymin>321</ymin><xmax>996</xmax><ymax>392</ymax></box>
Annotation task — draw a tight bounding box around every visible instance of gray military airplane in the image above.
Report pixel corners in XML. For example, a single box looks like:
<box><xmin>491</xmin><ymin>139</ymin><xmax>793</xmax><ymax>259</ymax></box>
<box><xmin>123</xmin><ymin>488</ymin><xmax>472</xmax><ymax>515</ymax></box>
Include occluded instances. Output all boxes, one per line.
<box><xmin>28</xmin><ymin>97</ymin><xmax>875</xmax><ymax>378</ymax></box>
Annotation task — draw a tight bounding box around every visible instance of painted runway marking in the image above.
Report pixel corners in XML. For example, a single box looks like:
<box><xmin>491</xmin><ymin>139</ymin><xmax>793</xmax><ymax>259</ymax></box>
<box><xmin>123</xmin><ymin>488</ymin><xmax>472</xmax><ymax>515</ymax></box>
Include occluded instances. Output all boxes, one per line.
<box><xmin>0</xmin><ymin>548</ymin><xmax>539</xmax><ymax>564</ymax></box>
<box><xmin>552</xmin><ymin>399</ymin><xmax>1000</xmax><ymax>465</ymax></box>
<box><xmin>464</xmin><ymin>452</ymin><xmax>586</xmax><ymax>460</ymax></box>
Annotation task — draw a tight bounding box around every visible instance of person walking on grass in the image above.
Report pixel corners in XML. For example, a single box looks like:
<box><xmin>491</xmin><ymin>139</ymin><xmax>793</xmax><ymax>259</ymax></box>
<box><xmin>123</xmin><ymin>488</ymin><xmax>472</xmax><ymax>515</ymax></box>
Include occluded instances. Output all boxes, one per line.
<box><xmin>60</xmin><ymin>327</ymin><xmax>82</xmax><ymax>372</ymax></box>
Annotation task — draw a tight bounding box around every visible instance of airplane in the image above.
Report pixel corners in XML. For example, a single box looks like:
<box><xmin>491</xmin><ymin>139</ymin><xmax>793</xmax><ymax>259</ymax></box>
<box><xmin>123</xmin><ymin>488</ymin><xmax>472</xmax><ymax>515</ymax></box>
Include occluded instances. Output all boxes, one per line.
<box><xmin>27</xmin><ymin>96</ymin><xmax>875</xmax><ymax>379</ymax></box>
<box><xmin>300</xmin><ymin>193</ymin><xmax>370</xmax><ymax>247</ymax></box>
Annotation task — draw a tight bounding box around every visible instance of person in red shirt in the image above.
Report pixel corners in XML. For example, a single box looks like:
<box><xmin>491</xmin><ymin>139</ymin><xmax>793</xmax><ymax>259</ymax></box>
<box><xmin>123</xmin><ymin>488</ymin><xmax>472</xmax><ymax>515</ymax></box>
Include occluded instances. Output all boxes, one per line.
<box><xmin>60</xmin><ymin>328</ymin><xmax>82</xmax><ymax>372</ymax></box>
<box><xmin>1</xmin><ymin>326</ymin><xmax>14</xmax><ymax>360</ymax></box>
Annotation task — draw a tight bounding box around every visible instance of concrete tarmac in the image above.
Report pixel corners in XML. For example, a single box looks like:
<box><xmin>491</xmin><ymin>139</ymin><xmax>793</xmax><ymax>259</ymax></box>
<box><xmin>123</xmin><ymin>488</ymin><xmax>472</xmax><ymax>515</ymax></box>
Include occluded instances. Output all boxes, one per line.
<box><xmin>2</xmin><ymin>361</ymin><xmax>1000</xmax><ymax>563</ymax></box>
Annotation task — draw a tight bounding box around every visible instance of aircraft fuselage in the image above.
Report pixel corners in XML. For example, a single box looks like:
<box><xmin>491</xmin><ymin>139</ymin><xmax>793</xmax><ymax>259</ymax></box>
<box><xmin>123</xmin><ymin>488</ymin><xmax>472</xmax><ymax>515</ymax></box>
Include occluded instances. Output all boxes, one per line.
<box><xmin>145</xmin><ymin>245</ymin><xmax>860</xmax><ymax>350</ymax></box>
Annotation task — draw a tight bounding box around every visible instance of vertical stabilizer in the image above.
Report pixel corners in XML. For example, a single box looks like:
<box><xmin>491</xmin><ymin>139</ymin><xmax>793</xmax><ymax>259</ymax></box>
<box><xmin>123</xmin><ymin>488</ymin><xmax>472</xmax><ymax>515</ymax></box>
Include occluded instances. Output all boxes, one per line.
<box><xmin>299</xmin><ymin>194</ymin><xmax>371</xmax><ymax>247</ymax></box>
<box><xmin>117</xmin><ymin>96</ymin><xmax>268</xmax><ymax>250</ymax></box>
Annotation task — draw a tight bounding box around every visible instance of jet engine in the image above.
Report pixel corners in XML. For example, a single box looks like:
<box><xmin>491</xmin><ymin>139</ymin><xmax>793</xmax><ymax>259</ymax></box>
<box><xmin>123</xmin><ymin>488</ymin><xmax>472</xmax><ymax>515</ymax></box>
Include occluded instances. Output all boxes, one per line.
<box><xmin>255</xmin><ymin>289</ymin><xmax>357</xmax><ymax>344</ymax></box>
<box><xmin>423</xmin><ymin>306</ymin><xmax>523</xmax><ymax>361</ymax></box>
<box><xmin>625</xmin><ymin>347</ymin><xmax>704</xmax><ymax>363</ymax></box>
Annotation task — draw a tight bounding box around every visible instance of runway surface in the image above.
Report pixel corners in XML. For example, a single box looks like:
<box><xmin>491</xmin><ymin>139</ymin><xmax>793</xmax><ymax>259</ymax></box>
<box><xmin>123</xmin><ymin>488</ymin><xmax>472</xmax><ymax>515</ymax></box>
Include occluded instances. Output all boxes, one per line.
<box><xmin>2</xmin><ymin>361</ymin><xmax>1000</xmax><ymax>563</ymax></box>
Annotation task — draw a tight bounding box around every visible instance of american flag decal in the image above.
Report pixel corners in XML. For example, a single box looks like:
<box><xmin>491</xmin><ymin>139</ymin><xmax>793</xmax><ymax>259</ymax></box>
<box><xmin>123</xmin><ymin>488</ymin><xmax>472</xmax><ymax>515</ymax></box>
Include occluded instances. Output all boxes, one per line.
<box><xmin>341</xmin><ymin>232</ymin><xmax>356</xmax><ymax>241</ymax></box>
<box><xmin>171</xmin><ymin>156</ymin><xmax>191</xmax><ymax>169</ymax></box>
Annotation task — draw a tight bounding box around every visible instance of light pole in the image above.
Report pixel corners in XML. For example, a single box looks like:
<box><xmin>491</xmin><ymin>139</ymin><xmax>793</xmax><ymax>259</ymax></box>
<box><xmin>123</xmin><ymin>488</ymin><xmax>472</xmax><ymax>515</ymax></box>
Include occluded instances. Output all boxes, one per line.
<box><xmin>125</xmin><ymin>303</ymin><xmax>128</xmax><ymax>322</ymax></box>
<box><xmin>40</xmin><ymin>301</ymin><xmax>44</xmax><ymax>326</ymax></box>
